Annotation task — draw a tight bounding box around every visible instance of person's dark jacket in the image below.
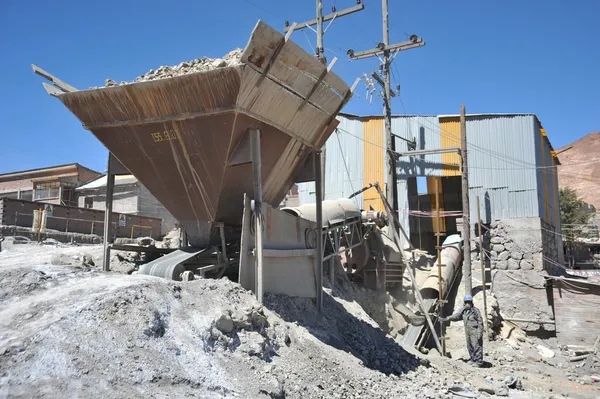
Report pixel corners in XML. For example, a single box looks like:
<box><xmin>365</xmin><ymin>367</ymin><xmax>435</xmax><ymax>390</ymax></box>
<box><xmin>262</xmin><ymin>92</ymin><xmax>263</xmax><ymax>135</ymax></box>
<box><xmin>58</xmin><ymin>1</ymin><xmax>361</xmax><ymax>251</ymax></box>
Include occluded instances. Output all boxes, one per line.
<box><xmin>445</xmin><ymin>305</ymin><xmax>483</xmax><ymax>330</ymax></box>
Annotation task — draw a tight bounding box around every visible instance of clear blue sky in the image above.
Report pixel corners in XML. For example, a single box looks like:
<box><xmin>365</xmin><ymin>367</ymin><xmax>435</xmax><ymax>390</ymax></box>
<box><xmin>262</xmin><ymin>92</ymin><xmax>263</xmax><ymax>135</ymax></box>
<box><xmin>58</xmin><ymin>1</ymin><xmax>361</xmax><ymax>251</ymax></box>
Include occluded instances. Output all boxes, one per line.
<box><xmin>1</xmin><ymin>0</ymin><xmax>598</xmax><ymax>174</ymax></box>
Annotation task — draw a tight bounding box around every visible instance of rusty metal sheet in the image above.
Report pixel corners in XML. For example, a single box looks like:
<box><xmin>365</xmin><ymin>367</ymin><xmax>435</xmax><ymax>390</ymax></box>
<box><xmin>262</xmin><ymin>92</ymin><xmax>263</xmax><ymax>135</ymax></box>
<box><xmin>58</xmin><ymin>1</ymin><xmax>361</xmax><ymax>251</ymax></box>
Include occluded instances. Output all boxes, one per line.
<box><xmin>53</xmin><ymin>20</ymin><xmax>350</xmax><ymax>246</ymax></box>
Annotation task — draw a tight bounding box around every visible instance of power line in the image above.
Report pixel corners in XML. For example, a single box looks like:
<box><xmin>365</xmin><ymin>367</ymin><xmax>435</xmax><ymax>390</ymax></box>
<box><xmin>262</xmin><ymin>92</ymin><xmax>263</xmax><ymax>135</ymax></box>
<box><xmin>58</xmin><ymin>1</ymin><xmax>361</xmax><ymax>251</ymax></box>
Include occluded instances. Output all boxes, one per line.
<box><xmin>334</xmin><ymin>125</ymin><xmax>600</xmax><ymax>171</ymax></box>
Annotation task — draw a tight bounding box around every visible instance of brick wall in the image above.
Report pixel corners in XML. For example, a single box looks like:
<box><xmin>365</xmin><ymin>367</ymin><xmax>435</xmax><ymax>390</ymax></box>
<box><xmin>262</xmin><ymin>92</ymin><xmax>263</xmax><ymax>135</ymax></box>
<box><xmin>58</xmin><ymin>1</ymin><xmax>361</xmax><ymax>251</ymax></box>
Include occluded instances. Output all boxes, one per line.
<box><xmin>0</xmin><ymin>178</ymin><xmax>34</xmax><ymax>193</ymax></box>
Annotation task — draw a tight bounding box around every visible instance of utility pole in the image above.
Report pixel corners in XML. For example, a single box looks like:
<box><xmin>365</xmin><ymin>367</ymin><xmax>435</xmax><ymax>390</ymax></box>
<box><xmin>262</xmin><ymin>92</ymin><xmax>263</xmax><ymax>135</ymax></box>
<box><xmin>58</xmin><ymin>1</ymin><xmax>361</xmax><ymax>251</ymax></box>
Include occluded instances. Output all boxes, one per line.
<box><xmin>285</xmin><ymin>2</ymin><xmax>364</xmax><ymax>198</ymax></box>
<box><xmin>348</xmin><ymin>0</ymin><xmax>425</xmax><ymax>211</ymax></box>
<box><xmin>285</xmin><ymin>1</ymin><xmax>364</xmax><ymax>65</ymax></box>
<box><xmin>316</xmin><ymin>0</ymin><xmax>325</xmax><ymax>64</ymax></box>
<box><xmin>460</xmin><ymin>105</ymin><xmax>472</xmax><ymax>295</ymax></box>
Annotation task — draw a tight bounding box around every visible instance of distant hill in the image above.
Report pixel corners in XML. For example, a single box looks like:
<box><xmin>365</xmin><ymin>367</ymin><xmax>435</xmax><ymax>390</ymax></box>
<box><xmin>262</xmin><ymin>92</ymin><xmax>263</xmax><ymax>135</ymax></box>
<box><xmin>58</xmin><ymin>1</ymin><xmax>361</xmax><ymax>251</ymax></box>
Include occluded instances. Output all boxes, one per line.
<box><xmin>557</xmin><ymin>132</ymin><xmax>600</xmax><ymax>209</ymax></box>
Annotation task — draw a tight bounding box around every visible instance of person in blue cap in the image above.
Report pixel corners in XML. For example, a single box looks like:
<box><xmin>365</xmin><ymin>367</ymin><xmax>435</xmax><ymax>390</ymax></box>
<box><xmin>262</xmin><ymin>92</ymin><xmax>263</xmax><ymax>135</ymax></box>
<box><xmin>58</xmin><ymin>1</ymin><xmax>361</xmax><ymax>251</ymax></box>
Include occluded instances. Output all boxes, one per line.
<box><xmin>440</xmin><ymin>294</ymin><xmax>484</xmax><ymax>367</ymax></box>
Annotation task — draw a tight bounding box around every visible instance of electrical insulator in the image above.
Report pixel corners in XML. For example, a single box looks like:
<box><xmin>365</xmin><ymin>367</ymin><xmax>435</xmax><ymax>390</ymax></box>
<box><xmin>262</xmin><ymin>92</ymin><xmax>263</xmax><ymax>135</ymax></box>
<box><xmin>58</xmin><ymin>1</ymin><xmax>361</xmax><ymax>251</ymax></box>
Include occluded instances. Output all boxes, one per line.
<box><xmin>285</xmin><ymin>21</ymin><xmax>289</xmax><ymax>27</ymax></box>
<box><xmin>332</xmin><ymin>5</ymin><xmax>336</xmax><ymax>12</ymax></box>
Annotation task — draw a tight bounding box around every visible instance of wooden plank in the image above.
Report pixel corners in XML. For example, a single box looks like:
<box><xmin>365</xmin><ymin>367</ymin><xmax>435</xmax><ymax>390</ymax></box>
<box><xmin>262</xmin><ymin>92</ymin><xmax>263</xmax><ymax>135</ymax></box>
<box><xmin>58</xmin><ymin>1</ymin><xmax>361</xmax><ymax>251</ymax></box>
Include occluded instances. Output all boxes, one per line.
<box><xmin>238</xmin><ymin>67</ymin><xmax>330</xmax><ymax>145</ymax></box>
<box><xmin>32</xmin><ymin>64</ymin><xmax>78</xmax><ymax>92</ymax></box>
<box><xmin>241</xmin><ymin>21</ymin><xmax>348</xmax><ymax>114</ymax></box>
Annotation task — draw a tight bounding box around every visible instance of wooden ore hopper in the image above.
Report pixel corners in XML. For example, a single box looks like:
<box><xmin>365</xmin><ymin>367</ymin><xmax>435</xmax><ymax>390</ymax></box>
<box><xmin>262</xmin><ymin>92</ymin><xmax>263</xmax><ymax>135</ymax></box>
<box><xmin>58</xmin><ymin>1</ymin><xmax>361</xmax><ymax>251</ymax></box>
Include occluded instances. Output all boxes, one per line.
<box><xmin>37</xmin><ymin>21</ymin><xmax>352</xmax><ymax>247</ymax></box>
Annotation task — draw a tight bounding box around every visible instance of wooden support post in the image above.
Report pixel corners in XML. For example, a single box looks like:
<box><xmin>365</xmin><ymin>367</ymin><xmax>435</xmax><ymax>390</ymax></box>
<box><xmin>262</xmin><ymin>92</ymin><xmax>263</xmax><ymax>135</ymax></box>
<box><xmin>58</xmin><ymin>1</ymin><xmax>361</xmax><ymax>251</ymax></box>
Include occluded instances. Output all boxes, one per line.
<box><xmin>477</xmin><ymin>196</ymin><xmax>490</xmax><ymax>340</ymax></box>
<box><xmin>460</xmin><ymin>105</ymin><xmax>472</xmax><ymax>295</ymax></box>
<box><xmin>314</xmin><ymin>150</ymin><xmax>324</xmax><ymax>313</ymax></box>
<box><xmin>435</xmin><ymin>179</ymin><xmax>446</xmax><ymax>355</ymax></box>
<box><xmin>102</xmin><ymin>154</ymin><xmax>115</xmax><ymax>272</ymax></box>
<box><xmin>250</xmin><ymin>129</ymin><xmax>264</xmax><ymax>304</ymax></box>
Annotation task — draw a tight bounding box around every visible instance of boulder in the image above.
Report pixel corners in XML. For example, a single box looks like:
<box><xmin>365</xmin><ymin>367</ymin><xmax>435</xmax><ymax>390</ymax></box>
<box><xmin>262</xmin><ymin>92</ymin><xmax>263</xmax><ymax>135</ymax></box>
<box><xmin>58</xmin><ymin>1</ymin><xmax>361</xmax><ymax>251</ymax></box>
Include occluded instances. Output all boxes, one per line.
<box><xmin>507</xmin><ymin>259</ymin><xmax>520</xmax><ymax>270</ymax></box>
<box><xmin>490</xmin><ymin>236</ymin><xmax>503</xmax><ymax>245</ymax></box>
<box><xmin>520</xmin><ymin>260</ymin><xmax>534</xmax><ymax>270</ymax></box>
<box><xmin>496</xmin><ymin>261</ymin><xmax>508</xmax><ymax>270</ymax></box>
<box><xmin>492</xmin><ymin>244</ymin><xmax>505</xmax><ymax>253</ymax></box>
<box><xmin>498</xmin><ymin>251</ymin><xmax>510</xmax><ymax>261</ymax></box>
<box><xmin>511</xmin><ymin>251</ymin><xmax>523</xmax><ymax>261</ymax></box>
<box><xmin>215</xmin><ymin>313</ymin><xmax>234</xmax><ymax>334</ymax></box>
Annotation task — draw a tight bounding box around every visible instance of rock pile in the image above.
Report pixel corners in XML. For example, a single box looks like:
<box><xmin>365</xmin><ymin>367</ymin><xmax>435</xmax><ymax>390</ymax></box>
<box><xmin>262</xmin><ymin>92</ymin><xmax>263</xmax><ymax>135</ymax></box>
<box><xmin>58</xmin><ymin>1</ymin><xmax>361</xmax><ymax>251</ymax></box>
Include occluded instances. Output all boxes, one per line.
<box><xmin>102</xmin><ymin>48</ymin><xmax>244</xmax><ymax>88</ymax></box>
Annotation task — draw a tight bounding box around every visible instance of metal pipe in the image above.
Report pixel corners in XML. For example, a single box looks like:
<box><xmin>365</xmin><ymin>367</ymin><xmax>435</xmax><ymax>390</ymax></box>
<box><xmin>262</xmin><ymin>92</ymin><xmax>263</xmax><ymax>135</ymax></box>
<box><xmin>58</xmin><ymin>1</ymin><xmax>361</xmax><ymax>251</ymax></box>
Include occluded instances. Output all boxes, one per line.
<box><xmin>420</xmin><ymin>235</ymin><xmax>462</xmax><ymax>299</ymax></box>
<box><xmin>502</xmin><ymin>317</ymin><xmax>555</xmax><ymax>325</ymax></box>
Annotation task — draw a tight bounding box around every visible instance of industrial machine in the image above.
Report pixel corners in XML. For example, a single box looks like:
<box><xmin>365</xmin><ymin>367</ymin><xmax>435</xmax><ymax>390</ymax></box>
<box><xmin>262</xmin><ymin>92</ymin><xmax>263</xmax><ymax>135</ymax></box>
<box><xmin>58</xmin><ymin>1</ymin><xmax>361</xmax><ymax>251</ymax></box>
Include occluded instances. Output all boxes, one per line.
<box><xmin>33</xmin><ymin>20</ymin><xmax>356</xmax><ymax>282</ymax></box>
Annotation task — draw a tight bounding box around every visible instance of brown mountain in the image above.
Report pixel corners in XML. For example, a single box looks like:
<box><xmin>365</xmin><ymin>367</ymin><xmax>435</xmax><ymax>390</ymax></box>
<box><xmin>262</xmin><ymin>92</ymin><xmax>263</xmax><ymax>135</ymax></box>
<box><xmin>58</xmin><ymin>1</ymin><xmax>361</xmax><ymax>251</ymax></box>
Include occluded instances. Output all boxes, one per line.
<box><xmin>557</xmin><ymin>132</ymin><xmax>600</xmax><ymax>209</ymax></box>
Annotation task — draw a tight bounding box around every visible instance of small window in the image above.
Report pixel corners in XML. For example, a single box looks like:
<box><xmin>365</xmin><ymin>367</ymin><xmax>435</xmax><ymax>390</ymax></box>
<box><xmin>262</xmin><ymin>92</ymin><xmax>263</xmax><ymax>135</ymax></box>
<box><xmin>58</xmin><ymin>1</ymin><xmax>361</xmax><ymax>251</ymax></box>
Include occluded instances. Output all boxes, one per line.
<box><xmin>84</xmin><ymin>197</ymin><xmax>93</xmax><ymax>208</ymax></box>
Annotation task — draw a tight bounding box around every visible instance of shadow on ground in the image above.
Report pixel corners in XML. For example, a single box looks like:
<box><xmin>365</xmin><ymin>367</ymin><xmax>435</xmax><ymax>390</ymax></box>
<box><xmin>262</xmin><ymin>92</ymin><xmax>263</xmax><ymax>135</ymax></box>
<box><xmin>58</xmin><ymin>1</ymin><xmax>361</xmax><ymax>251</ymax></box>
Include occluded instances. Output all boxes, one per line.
<box><xmin>264</xmin><ymin>291</ymin><xmax>421</xmax><ymax>376</ymax></box>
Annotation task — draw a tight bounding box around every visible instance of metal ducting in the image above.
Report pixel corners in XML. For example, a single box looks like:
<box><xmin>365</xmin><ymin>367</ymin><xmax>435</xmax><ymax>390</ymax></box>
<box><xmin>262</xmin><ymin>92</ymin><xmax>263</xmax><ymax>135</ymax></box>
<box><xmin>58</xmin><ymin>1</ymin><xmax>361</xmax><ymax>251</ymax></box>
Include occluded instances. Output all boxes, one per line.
<box><xmin>282</xmin><ymin>198</ymin><xmax>361</xmax><ymax>227</ymax></box>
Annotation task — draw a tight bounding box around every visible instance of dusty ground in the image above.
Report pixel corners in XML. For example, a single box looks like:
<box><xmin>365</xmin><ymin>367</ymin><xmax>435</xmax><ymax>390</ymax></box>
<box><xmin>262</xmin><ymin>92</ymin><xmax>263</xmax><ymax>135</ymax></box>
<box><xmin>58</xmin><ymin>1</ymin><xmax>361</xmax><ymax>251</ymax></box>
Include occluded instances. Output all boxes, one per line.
<box><xmin>0</xmin><ymin>239</ymin><xmax>598</xmax><ymax>398</ymax></box>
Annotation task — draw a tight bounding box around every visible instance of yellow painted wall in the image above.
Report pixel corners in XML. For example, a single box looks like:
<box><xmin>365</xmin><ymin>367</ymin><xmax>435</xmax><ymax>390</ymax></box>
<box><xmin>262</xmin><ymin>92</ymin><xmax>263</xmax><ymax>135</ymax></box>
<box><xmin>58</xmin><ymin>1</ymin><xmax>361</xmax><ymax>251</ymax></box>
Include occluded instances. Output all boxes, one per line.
<box><xmin>363</xmin><ymin>118</ymin><xmax>385</xmax><ymax>211</ymax></box>
<box><xmin>439</xmin><ymin>117</ymin><xmax>461</xmax><ymax>176</ymax></box>
<box><xmin>427</xmin><ymin>176</ymin><xmax>446</xmax><ymax>233</ymax></box>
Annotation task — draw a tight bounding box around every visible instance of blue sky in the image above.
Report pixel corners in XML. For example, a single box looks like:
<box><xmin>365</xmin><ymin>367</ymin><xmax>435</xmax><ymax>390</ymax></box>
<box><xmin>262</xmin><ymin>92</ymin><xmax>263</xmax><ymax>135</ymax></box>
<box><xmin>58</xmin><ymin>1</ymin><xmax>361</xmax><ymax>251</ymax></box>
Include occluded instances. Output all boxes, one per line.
<box><xmin>1</xmin><ymin>0</ymin><xmax>598</xmax><ymax>174</ymax></box>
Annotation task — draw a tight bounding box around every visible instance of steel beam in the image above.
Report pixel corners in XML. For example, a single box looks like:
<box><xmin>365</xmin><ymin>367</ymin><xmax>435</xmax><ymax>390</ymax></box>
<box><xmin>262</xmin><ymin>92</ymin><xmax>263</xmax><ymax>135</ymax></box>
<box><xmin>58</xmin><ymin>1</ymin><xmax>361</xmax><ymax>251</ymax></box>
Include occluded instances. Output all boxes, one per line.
<box><xmin>250</xmin><ymin>129</ymin><xmax>264</xmax><ymax>304</ymax></box>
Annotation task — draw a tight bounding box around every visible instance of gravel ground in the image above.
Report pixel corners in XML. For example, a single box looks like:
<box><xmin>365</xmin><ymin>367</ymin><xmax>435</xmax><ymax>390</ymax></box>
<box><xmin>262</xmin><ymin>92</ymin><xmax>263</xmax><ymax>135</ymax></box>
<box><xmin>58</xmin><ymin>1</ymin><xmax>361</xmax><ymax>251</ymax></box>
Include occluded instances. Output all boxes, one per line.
<box><xmin>1</xmin><ymin>242</ymin><xmax>597</xmax><ymax>398</ymax></box>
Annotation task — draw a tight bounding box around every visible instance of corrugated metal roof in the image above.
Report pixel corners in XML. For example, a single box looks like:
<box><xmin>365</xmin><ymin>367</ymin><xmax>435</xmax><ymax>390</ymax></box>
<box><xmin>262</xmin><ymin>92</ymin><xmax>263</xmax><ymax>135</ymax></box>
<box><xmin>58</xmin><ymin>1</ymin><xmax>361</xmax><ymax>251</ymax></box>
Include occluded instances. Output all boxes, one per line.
<box><xmin>76</xmin><ymin>174</ymin><xmax>139</xmax><ymax>190</ymax></box>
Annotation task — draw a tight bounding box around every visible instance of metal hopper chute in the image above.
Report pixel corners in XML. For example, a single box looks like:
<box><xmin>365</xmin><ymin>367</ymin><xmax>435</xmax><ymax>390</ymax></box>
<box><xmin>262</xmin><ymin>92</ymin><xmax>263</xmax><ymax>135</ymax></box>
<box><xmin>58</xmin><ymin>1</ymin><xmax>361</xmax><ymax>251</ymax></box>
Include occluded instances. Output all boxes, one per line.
<box><xmin>34</xmin><ymin>20</ymin><xmax>356</xmax><ymax>247</ymax></box>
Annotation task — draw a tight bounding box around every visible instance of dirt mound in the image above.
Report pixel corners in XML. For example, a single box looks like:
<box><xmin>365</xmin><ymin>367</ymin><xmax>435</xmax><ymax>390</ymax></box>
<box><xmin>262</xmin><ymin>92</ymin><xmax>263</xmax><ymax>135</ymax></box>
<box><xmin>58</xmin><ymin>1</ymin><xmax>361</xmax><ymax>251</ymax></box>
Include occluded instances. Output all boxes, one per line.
<box><xmin>0</xmin><ymin>244</ymin><xmax>441</xmax><ymax>398</ymax></box>
<box><xmin>558</xmin><ymin>132</ymin><xmax>600</xmax><ymax>208</ymax></box>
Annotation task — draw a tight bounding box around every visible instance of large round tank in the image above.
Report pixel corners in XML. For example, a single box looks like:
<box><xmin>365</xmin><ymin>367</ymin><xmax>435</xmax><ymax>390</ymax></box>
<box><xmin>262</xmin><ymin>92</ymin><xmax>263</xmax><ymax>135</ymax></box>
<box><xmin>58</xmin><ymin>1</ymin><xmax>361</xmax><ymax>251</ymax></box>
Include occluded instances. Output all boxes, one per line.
<box><xmin>281</xmin><ymin>198</ymin><xmax>361</xmax><ymax>227</ymax></box>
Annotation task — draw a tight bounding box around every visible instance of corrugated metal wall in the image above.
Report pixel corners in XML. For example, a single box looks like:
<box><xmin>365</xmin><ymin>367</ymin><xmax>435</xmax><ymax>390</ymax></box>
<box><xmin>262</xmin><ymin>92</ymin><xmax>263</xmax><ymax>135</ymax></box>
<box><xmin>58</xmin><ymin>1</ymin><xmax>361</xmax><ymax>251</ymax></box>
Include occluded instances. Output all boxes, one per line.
<box><xmin>393</xmin><ymin>116</ymin><xmax>441</xmax><ymax>237</ymax></box>
<box><xmin>297</xmin><ymin>116</ymin><xmax>365</xmax><ymax>208</ymax></box>
<box><xmin>363</xmin><ymin>118</ymin><xmax>385</xmax><ymax>211</ymax></box>
<box><xmin>323</xmin><ymin>116</ymin><xmax>364</xmax><ymax>207</ymax></box>
<box><xmin>393</xmin><ymin>116</ymin><xmax>442</xmax><ymax>177</ymax></box>
<box><xmin>298</xmin><ymin>114</ymin><xmax>560</xmax><ymax>233</ymax></box>
<box><xmin>533</xmin><ymin>119</ymin><xmax>561</xmax><ymax>229</ymax></box>
<box><xmin>466</xmin><ymin>115</ymin><xmax>541</xmax><ymax>224</ymax></box>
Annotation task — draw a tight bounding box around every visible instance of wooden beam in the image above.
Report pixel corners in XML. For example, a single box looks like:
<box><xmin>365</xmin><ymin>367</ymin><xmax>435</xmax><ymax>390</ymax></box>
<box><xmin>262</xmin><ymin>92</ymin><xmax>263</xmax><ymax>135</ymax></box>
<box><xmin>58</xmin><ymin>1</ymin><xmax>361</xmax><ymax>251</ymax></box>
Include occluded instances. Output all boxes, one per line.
<box><xmin>32</xmin><ymin>64</ymin><xmax>78</xmax><ymax>92</ymax></box>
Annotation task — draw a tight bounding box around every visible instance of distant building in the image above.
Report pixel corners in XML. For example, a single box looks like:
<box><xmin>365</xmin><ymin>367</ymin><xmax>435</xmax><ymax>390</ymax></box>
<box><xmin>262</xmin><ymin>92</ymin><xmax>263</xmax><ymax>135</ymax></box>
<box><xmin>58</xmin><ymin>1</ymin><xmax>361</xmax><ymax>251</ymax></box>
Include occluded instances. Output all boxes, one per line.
<box><xmin>0</xmin><ymin>163</ymin><xmax>101</xmax><ymax>206</ymax></box>
<box><xmin>76</xmin><ymin>174</ymin><xmax>177</xmax><ymax>235</ymax></box>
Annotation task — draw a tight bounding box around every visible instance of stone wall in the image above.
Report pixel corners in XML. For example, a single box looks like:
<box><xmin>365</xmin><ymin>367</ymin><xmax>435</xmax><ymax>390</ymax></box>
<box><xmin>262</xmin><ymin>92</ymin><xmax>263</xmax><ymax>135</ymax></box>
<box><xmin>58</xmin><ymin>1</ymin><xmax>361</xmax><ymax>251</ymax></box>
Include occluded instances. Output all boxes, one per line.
<box><xmin>471</xmin><ymin>218</ymin><xmax>555</xmax><ymax>335</ymax></box>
